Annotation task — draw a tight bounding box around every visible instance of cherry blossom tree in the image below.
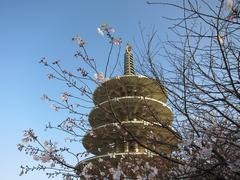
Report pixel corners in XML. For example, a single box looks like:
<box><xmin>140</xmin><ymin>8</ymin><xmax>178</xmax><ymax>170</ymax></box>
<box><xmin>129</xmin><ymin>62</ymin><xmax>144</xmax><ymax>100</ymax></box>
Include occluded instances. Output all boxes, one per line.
<box><xmin>18</xmin><ymin>23</ymin><xmax>179</xmax><ymax>179</ymax></box>
<box><xmin>18</xmin><ymin>24</ymin><xmax>124</xmax><ymax>179</ymax></box>
<box><xmin>140</xmin><ymin>0</ymin><xmax>240</xmax><ymax>179</ymax></box>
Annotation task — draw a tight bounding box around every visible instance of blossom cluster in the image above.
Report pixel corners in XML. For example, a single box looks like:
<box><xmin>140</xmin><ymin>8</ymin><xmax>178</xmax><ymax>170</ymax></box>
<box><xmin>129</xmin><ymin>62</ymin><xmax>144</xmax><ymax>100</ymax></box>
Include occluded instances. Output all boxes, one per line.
<box><xmin>93</xmin><ymin>72</ymin><xmax>105</xmax><ymax>82</ymax></box>
<box><xmin>60</xmin><ymin>92</ymin><xmax>69</xmax><ymax>101</ymax></box>
<box><xmin>33</xmin><ymin>141</ymin><xmax>58</xmax><ymax>163</ymax></box>
<box><xmin>21</xmin><ymin>129</ymin><xmax>37</xmax><ymax>143</ymax></box>
<box><xmin>171</xmin><ymin>117</ymin><xmax>240</xmax><ymax>178</ymax></box>
<box><xmin>72</xmin><ymin>35</ymin><xmax>86</xmax><ymax>47</ymax></box>
<box><xmin>97</xmin><ymin>23</ymin><xmax>122</xmax><ymax>45</ymax></box>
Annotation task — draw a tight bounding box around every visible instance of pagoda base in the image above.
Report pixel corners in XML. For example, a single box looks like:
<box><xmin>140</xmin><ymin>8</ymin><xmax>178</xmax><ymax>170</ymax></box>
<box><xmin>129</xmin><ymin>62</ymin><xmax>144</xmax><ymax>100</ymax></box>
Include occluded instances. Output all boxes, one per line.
<box><xmin>75</xmin><ymin>152</ymin><xmax>174</xmax><ymax>179</ymax></box>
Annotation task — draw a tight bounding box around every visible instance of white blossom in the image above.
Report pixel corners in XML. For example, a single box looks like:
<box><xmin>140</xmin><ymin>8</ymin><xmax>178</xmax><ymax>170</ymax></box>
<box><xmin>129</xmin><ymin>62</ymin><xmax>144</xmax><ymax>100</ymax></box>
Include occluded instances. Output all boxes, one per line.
<box><xmin>50</xmin><ymin>104</ymin><xmax>59</xmax><ymax>111</ymax></box>
<box><xmin>22</xmin><ymin>129</ymin><xmax>36</xmax><ymax>143</ymax></box>
<box><xmin>94</xmin><ymin>72</ymin><xmax>105</xmax><ymax>82</ymax></box>
<box><xmin>72</xmin><ymin>35</ymin><xmax>86</xmax><ymax>46</ymax></box>
<box><xmin>60</xmin><ymin>92</ymin><xmax>69</xmax><ymax>101</ymax></box>
<box><xmin>86</xmin><ymin>162</ymin><xmax>93</xmax><ymax>169</ymax></box>
<box><xmin>47</xmin><ymin>74</ymin><xmax>54</xmax><ymax>80</ymax></box>
<box><xmin>97</xmin><ymin>27</ymin><xmax>104</xmax><ymax>36</ymax></box>
<box><xmin>100</xmin><ymin>171</ymin><xmax>105</xmax><ymax>176</ymax></box>
<box><xmin>40</xmin><ymin>154</ymin><xmax>51</xmax><ymax>163</ymax></box>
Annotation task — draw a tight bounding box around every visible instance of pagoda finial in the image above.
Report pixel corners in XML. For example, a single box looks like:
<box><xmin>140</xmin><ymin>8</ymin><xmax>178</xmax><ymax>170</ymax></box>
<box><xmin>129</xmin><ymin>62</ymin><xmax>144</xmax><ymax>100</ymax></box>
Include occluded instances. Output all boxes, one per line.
<box><xmin>124</xmin><ymin>43</ymin><xmax>135</xmax><ymax>75</ymax></box>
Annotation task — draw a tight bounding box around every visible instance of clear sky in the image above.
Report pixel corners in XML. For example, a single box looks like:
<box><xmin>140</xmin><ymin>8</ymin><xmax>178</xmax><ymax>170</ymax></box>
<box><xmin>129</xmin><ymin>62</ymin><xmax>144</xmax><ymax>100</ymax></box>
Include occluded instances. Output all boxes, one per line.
<box><xmin>0</xmin><ymin>0</ymin><xmax>177</xmax><ymax>179</ymax></box>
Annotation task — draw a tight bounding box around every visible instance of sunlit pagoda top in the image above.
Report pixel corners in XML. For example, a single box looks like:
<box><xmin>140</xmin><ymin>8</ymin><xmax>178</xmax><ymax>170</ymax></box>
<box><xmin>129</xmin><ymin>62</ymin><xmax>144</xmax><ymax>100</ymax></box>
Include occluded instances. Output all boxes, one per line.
<box><xmin>124</xmin><ymin>43</ymin><xmax>135</xmax><ymax>75</ymax></box>
<box><xmin>93</xmin><ymin>43</ymin><xmax>168</xmax><ymax>105</ymax></box>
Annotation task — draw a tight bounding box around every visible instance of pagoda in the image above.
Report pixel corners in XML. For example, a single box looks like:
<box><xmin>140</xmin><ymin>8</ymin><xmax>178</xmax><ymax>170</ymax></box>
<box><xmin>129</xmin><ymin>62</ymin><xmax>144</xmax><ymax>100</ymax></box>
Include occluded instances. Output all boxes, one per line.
<box><xmin>76</xmin><ymin>44</ymin><xmax>179</xmax><ymax>179</ymax></box>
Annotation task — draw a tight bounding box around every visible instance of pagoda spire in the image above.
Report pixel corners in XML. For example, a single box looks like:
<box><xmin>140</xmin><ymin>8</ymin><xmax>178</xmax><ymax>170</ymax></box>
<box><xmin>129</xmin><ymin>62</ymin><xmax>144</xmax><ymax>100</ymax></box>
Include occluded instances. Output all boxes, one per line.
<box><xmin>124</xmin><ymin>43</ymin><xmax>135</xmax><ymax>75</ymax></box>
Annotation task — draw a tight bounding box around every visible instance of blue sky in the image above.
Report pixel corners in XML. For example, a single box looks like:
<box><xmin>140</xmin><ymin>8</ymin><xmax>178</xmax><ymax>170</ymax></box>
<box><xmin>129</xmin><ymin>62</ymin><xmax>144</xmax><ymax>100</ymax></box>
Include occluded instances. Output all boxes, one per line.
<box><xmin>0</xmin><ymin>0</ymin><xmax>178</xmax><ymax>179</ymax></box>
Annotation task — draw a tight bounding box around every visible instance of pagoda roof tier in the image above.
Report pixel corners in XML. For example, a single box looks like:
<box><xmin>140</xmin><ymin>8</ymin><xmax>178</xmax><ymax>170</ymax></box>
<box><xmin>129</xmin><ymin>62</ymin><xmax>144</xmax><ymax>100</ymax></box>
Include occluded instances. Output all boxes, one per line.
<box><xmin>75</xmin><ymin>152</ymin><xmax>176</xmax><ymax>178</ymax></box>
<box><xmin>93</xmin><ymin>75</ymin><xmax>168</xmax><ymax>105</ymax></box>
<box><xmin>83</xmin><ymin>121</ymin><xmax>179</xmax><ymax>155</ymax></box>
<box><xmin>89</xmin><ymin>96</ymin><xmax>173</xmax><ymax>128</ymax></box>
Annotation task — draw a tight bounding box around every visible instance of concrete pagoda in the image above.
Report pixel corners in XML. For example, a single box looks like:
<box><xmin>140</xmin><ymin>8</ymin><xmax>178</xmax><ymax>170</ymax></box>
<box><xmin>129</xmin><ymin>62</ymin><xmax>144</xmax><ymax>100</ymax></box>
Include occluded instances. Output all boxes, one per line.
<box><xmin>76</xmin><ymin>44</ymin><xmax>179</xmax><ymax>179</ymax></box>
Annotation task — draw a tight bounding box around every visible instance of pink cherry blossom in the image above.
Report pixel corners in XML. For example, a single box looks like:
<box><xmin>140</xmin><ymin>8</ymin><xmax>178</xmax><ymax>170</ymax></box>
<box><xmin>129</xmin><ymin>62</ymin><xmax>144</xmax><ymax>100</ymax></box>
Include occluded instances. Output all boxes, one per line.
<box><xmin>94</xmin><ymin>72</ymin><xmax>105</xmax><ymax>82</ymax></box>
<box><xmin>108</xmin><ymin>27</ymin><xmax>115</xmax><ymax>33</ymax></box>
<box><xmin>112</xmin><ymin>38</ymin><xmax>122</xmax><ymax>46</ymax></box>
<box><xmin>22</xmin><ymin>129</ymin><xmax>36</xmax><ymax>143</ymax></box>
